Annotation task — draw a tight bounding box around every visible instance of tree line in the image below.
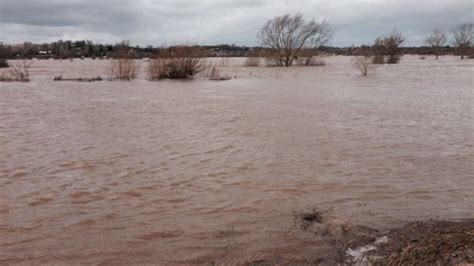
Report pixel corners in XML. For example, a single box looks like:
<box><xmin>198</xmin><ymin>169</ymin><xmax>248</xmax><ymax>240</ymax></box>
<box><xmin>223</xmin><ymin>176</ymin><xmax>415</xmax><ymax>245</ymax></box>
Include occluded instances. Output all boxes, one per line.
<box><xmin>0</xmin><ymin>14</ymin><xmax>472</xmax><ymax>64</ymax></box>
<box><xmin>0</xmin><ymin>41</ymin><xmax>253</xmax><ymax>60</ymax></box>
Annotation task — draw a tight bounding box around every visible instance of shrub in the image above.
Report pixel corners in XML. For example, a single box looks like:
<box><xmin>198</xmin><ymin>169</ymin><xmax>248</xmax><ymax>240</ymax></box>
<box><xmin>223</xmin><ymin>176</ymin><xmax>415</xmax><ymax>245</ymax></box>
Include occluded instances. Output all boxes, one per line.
<box><xmin>243</xmin><ymin>49</ymin><xmax>261</xmax><ymax>67</ymax></box>
<box><xmin>146</xmin><ymin>46</ymin><xmax>207</xmax><ymax>80</ymax></box>
<box><xmin>110</xmin><ymin>58</ymin><xmax>139</xmax><ymax>80</ymax></box>
<box><xmin>386</xmin><ymin>54</ymin><xmax>401</xmax><ymax>64</ymax></box>
<box><xmin>352</xmin><ymin>55</ymin><xmax>374</xmax><ymax>76</ymax></box>
<box><xmin>109</xmin><ymin>40</ymin><xmax>139</xmax><ymax>80</ymax></box>
<box><xmin>372</xmin><ymin>55</ymin><xmax>385</xmax><ymax>64</ymax></box>
<box><xmin>295</xmin><ymin>48</ymin><xmax>327</xmax><ymax>66</ymax></box>
<box><xmin>244</xmin><ymin>56</ymin><xmax>261</xmax><ymax>67</ymax></box>
<box><xmin>0</xmin><ymin>60</ymin><xmax>31</xmax><ymax>82</ymax></box>
<box><xmin>219</xmin><ymin>57</ymin><xmax>230</xmax><ymax>67</ymax></box>
<box><xmin>146</xmin><ymin>59</ymin><xmax>168</xmax><ymax>80</ymax></box>
<box><xmin>296</xmin><ymin>55</ymin><xmax>326</xmax><ymax>66</ymax></box>
<box><xmin>374</xmin><ymin>30</ymin><xmax>405</xmax><ymax>64</ymax></box>
<box><xmin>207</xmin><ymin>65</ymin><xmax>231</xmax><ymax>81</ymax></box>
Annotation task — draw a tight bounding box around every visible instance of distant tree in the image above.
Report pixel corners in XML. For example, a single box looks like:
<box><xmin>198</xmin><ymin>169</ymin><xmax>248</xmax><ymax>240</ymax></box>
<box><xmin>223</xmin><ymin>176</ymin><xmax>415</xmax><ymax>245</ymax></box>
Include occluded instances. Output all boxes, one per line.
<box><xmin>57</xmin><ymin>40</ymin><xmax>65</xmax><ymax>61</ymax></box>
<box><xmin>372</xmin><ymin>37</ymin><xmax>386</xmax><ymax>64</ymax></box>
<box><xmin>453</xmin><ymin>23</ymin><xmax>473</xmax><ymax>59</ymax></box>
<box><xmin>0</xmin><ymin>43</ymin><xmax>10</xmax><ymax>68</ymax></box>
<box><xmin>383</xmin><ymin>30</ymin><xmax>405</xmax><ymax>63</ymax></box>
<box><xmin>372</xmin><ymin>30</ymin><xmax>405</xmax><ymax>64</ymax></box>
<box><xmin>425</xmin><ymin>29</ymin><xmax>447</xmax><ymax>59</ymax></box>
<box><xmin>258</xmin><ymin>13</ymin><xmax>332</xmax><ymax>66</ymax></box>
<box><xmin>85</xmin><ymin>40</ymin><xmax>95</xmax><ymax>57</ymax></box>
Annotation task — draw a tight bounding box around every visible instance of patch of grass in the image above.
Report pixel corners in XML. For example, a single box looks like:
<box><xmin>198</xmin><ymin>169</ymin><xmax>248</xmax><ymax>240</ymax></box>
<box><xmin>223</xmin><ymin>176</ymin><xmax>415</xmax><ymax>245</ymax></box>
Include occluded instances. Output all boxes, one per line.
<box><xmin>53</xmin><ymin>75</ymin><xmax>103</xmax><ymax>82</ymax></box>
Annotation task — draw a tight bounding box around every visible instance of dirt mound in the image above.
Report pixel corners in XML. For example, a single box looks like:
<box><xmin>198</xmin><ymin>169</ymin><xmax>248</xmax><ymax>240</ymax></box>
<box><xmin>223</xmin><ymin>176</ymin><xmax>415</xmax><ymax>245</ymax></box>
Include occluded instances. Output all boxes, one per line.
<box><xmin>373</xmin><ymin>220</ymin><xmax>474</xmax><ymax>265</ymax></box>
<box><xmin>293</xmin><ymin>210</ymin><xmax>474</xmax><ymax>265</ymax></box>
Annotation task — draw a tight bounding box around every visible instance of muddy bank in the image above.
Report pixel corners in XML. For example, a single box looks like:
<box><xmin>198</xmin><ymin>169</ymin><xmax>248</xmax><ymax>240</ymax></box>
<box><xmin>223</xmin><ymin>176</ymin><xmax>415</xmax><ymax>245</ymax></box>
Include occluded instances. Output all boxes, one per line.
<box><xmin>245</xmin><ymin>209</ymin><xmax>474</xmax><ymax>265</ymax></box>
<box><xmin>369</xmin><ymin>219</ymin><xmax>473</xmax><ymax>265</ymax></box>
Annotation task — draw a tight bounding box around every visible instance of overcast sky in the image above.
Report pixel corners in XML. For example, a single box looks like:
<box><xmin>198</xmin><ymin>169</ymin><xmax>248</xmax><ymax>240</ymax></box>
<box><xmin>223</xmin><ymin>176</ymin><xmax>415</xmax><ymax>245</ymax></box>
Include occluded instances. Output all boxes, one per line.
<box><xmin>0</xmin><ymin>0</ymin><xmax>472</xmax><ymax>47</ymax></box>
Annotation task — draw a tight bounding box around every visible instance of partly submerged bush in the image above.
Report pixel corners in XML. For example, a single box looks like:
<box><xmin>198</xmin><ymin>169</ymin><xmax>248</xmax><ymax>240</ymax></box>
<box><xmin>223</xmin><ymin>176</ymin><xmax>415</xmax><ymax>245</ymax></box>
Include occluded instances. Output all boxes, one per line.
<box><xmin>352</xmin><ymin>55</ymin><xmax>375</xmax><ymax>76</ymax></box>
<box><xmin>146</xmin><ymin>46</ymin><xmax>207</xmax><ymax>80</ymax></box>
<box><xmin>372</xmin><ymin>55</ymin><xmax>385</xmax><ymax>64</ymax></box>
<box><xmin>219</xmin><ymin>57</ymin><xmax>230</xmax><ymax>67</ymax></box>
<box><xmin>296</xmin><ymin>56</ymin><xmax>326</xmax><ymax>66</ymax></box>
<box><xmin>243</xmin><ymin>50</ymin><xmax>261</xmax><ymax>67</ymax></box>
<box><xmin>244</xmin><ymin>56</ymin><xmax>261</xmax><ymax>67</ymax></box>
<box><xmin>0</xmin><ymin>60</ymin><xmax>31</xmax><ymax>82</ymax></box>
<box><xmin>372</xmin><ymin>30</ymin><xmax>405</xmax><ymax>64</ymax></box>
<box><xmin>110</xmin><ymin>57</ymin><xmax>139</xmax><ymax>81</ymax></box>
<box><xmin>207</xmin><ymin>65</ymin><xmax>231</xmax><ymax>81</ymax></box>
<box><xmin>386</xmin><ymin>54</ymin><xmax>402</xmax><ymax>64</ymax></box>
<box><xmin>109</xmin><ymin>40</ymin><xmax>139</xmax><ymax>80</ymax></box>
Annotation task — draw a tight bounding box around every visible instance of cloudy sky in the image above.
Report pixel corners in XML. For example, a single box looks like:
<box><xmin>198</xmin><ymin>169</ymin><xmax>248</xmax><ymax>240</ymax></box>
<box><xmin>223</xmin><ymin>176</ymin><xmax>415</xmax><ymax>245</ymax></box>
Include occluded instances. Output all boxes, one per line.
<box><xmin>0</xmin><ymin>0</ymin><xmax>472</xmax><ymax>47</ymax></box>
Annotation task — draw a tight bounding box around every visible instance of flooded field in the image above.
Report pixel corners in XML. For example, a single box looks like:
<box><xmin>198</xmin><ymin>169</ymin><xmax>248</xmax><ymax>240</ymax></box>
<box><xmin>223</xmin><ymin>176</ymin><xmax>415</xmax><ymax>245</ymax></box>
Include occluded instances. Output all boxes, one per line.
<box><xmin>0</xmin><ymin>56</ymin><xmax>473</xmax><ymax>264</ymax></box>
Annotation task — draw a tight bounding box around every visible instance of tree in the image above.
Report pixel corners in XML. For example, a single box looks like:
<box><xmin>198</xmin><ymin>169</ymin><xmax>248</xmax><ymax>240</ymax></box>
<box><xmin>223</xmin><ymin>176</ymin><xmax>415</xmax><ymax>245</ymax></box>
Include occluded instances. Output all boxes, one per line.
<box><xmin>425</xmin><ymin>29</ymin><xmax>447</xmax><ymax>59</ymax></box>
<box><xmin>0</xmin><ymin>43</ymin><xmax>10</xmax><ymax>68</ymax></box>
<box><xmin>371</xmin><ymin>30</ymin><xmax>405</xmax><ymax>64</ymax></box>
<box><xmin>258</xmin><ymin>13</ymin><xmax>332</xmax><ymax>67</ymax></box>
<box><xmin>381</xmin><ymin>30</ymin><xmax>405</xmax><ymax>64</ymax></box>
<box><xmin>453</xmin><ymin>23</ymin><xmax>473</xmax><ymax>59</ymax></box>
<box><xmin>372</xmin><ymin>37</ymin><xmax>386</xmax><ymax>64</ymax></box>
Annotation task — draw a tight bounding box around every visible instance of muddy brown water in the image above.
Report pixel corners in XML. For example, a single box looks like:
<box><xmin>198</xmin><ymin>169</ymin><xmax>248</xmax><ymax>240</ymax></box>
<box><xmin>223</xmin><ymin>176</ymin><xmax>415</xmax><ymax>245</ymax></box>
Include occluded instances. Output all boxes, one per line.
<box><xmin>0</xmin><ymin>56</ymin><xmax>473</xmax><ymax>264</ymax></box>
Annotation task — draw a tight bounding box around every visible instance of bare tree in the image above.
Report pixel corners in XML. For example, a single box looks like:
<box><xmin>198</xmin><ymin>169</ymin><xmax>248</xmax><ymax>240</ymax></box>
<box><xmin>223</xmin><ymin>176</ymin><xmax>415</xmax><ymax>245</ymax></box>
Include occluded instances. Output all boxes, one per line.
<box><xmin>351</xmin><ymin>55</ymin><xmax>374</xmax><ymax>76</ymax></box>
<box><xmin>303</xmin><ymin>19</ymin><xmax>333</xmax><ymax>64</ymax></box>
<box><xmin>425</xmin><ymin>29</ymin><xmax>447</xmax><ymax>59</ymax></box>
<box><xmin>207</xmin><ymin>64</ymin><xmax>231</xmax><ymax>81</ymax></box>
<box><xmin>382</xmin><ymin>30</ymin><xmax>405</xmax><ymax>64</ymax></box>
<box><xmin>453</xmin><ymin>23</ymin><xmax>473</xmax><ymax>60</ymax></box>
<box><xmin>371</xmin><ymin>30</ymin><xmax>405</xmax><ymax>64</ymax></box>
<box><xmin>372</xmin><ymin>38</ymin><xmax>386</xmax><ymax>64</ymax></box>
<box><xmin>351</xmin><ymin>47</ymin><xmax>376</xmax><ymax>76</ymax></box>
<box><xmin>258</xmin><ymin>13</ymin><xmax>332</xmax><ymax>67</ymax></box>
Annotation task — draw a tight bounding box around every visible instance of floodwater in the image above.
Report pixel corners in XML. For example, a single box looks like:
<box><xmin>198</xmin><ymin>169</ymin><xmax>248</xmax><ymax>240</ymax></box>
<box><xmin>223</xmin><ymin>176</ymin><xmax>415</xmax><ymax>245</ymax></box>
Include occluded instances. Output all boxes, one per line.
<box><xmin>1</xmin><ymin>56</ymin><xmax>473</xmax><ymax>264</ymax></box>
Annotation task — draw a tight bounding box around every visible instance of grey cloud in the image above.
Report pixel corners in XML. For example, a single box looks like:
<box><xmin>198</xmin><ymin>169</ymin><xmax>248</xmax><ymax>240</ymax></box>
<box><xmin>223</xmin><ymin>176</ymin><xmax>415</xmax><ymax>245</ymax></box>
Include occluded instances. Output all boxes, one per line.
<box><xmin>0</xmin><ymin>0</ymin><xmax>472</xmax><ymax>46</ymax></box>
